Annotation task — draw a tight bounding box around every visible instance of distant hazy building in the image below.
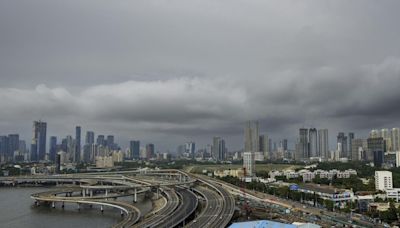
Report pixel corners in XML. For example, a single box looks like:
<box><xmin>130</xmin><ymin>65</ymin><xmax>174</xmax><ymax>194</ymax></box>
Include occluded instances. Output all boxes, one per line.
<box><xmin>96</xmin><ymin>135</ymin><xmax>105</xmax><ymax>146</ymax></box>
<box><xmin>130</xmin><ymin>140</ymin><xmax>140</xmax><ymax>159</ymax></box>
<box><xmin>8</xmin><ymin>134</ymin><xmax>19</xmax><ymax>162</ymax></box>
<box><xmin>106</xmin><ymin>135</ymin><xmax>115</xmax><ymax>149</ymax></box>
<box><xmin>368</xmin><ymin>137</ymin><xmax>386</xmax><ymax>167</ymax></box>
<box><xmin>212</xmin><ymin>137</ymin><xmax>226</xmax><ymax>161</ymax></box>
<box><xmin>351</xmin><ymin>139</ymin><xmax>367</xmax><ymax>161</ymax></box>
<box><xmin>348</xmin><ymin>132</ymin><xmax>354</xmax><ymax>159</ymax></box>
<box><xmin>375</xmin><ymin>171</ymin><xmax>393</xmax><ymax>191</ymax></box>
<box><xmin>391</xmin><ymin>128</ymin><xmax>400</xmax><ymax>151</ymax></box>
<box><xmin>31</xmin><ymin>121</ymin><xmax>47</xmax><ymax>161</ymax></box>
<box><xmin>337</xmin><ymin>132</ymin><xmax>348</xmax><ymax>158</ymax></box>
<box><xmin>185</xmin><ymin>142</ymin><xmax>196</xmax><ymax>158</ymax></box>
<box><xmin>318</xmin><ymin>129</ymin><xmax>329</xmax><ymax>159</ymax></box>
<box><xmin>85</xmin><ymin>131</ymin><xmax>95</xmax><ymax>145</ymax></box>
<box><xmin>243</xmin><ymin>152</ymin><xmax>255</xmax><ymax>176</ymax></box>
<box><xmin>146</xmin><ymin>144</ymin><xmax>155</xmax><ymax>160</ymax></box>
<box><xmin>259</xmin><ymin>134</ymin><xmax>270</xmax><ymax>160</ymax></box>
<box><xmin>309</xmin><ymin>128</ymin><xmax>318</xmax><ymax>157</ymax></box>
<box><xmin>75</xmin><ymin>126</ymin><xmax>81</xmax><ymax>163</ymax></box>
<box><xmin>49</xmin><ymin>136</ymin><xmax>57</xmax><ymax>162</ymax></box>
<box><xmin>244</xmin><ymin>120</ymin><xmax>259</xmax><ymax>152</ymax></box>
<box><xmin>295</xmin><ymin>128</ymin><xmax>309</xmax><ymax>160</ymax></box>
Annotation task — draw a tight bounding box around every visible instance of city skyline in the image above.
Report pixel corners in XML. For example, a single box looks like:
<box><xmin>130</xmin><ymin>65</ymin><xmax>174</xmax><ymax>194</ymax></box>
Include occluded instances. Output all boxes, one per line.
<box><xmin>1</xmin><ymin>1</ymin><xmax>400</xmax><ymax>151</ymax></box>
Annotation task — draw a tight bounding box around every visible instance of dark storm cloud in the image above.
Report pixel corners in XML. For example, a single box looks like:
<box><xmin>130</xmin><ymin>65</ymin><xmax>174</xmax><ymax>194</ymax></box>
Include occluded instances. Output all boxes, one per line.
<box><xmin>1</xmin><ymin>0</ymin><xmax>400</xmax><ymax>150</ymax></box>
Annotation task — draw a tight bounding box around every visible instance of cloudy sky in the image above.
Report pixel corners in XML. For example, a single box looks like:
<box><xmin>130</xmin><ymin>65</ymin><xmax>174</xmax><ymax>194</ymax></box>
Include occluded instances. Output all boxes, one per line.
<box><xmin>1</xmin><ymin>0</ymin><xmax>400</xmax><ymax>151</ymax></box>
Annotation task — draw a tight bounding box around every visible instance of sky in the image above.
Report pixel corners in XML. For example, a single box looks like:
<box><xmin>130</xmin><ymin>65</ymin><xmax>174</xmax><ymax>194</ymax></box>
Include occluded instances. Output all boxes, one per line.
<box><xmin>1</xmin><ymin>0</ymin><xmax>400</xmax><ymax>151</ymax></box>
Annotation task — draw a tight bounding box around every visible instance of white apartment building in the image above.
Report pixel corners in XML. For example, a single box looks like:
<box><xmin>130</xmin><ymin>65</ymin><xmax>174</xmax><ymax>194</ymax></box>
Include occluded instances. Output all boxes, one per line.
<box><xmin>243</xmin><ymin>152</ymin><xmax>255</xmax><ymax>176</ymax></box>
<box><xmin>375</xmin><ymin>171</ymin><xmax>393</xmax><ymax>191</ymax></box>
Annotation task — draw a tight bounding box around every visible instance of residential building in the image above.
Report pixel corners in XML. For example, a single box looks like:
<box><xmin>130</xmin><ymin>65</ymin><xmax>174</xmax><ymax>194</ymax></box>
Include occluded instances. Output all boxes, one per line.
<box><xmin>309</xmin><ymin>128</ymin><xmax>318</xmax><ymax>157</ymax></box>
<box><xmin>31</xmin><ymin>121</ymin><xmax>47</xmax><ymax>161</ymax></box>
<box><xmin>243</xmin><ymin>151</ymin><xmax>255</xmax><ymax>176</ymax></box>
<box><xmin>375</xmin><ymin>171</ymin><xmax>393</xmax><ymax>191</ymax></box>
<box><xmin>244</xmin><ymin>120</ymin><xmax>259</xmax><ymax>152</ymax></box>
<box><xmin>130</xmin><ymin>140</ymin><xmax>140</xmax><ymax>159</ymax></box>
<box><xmin>318</xmin><ymin>129</ymin><xmax>329</xmax><ymax>159</ymax></box>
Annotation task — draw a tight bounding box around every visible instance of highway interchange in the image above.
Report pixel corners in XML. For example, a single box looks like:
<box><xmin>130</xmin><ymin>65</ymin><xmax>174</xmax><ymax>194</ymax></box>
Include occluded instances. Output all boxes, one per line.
<box><xmin>0</xmin><ymin>169</ymin><xmax>235</xmax><ymax>228</ymax></box>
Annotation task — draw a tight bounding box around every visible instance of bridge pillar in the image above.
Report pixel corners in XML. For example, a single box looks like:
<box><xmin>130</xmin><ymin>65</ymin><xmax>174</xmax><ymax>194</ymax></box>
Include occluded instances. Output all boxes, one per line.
<box><xmin>100</xmin><ymin>205</ymin><xmax>104</xmax><ymax>213</ymax></box>
<box><xmin>52</xmin><ymin>202</ymin><xmax>55</xmax><ymax>208</ymax></box>
<box><xmin>134</xmin><ymin>188</ymin><xmax>137</xmax><ymax>203</ymax></box>
<box><xmin>62</xmin><ymin>202</ymin><xmax>64</xmax><ymax>209</ymax></box>
<box><xmin>90</xmin><ymin>190</ymin><xmax>93</xmax><ymax>197</ymax></box>
<box><xmin>105</xmin><ymin>189</ymin><xmax>108</xmax><ymax>196</ymax></box>
<box><xmin>121</xmin><ymin>210</ymin><xmax>124</xmax><ymax>217</ymax></box>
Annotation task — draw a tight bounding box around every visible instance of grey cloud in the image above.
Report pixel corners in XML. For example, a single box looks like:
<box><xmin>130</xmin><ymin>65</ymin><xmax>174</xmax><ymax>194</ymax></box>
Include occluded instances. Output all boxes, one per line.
<box><xmin>1</xmin><ymin>0</ymin><xmax>400</xmax><ymax>150</ymax></box>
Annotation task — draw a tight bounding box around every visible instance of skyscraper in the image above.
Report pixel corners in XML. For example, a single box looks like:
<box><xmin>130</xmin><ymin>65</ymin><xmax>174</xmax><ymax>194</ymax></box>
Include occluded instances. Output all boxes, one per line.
<box><xmin>348</xmin><ymin>132</ymin><xmax>355</xmax><ymax>159</ymax></box>
<box><xmin>351</xmin><ymin>138</ymin><xmax>367</xmax><ymax>161</ymax></box>
<box><xmin>185</xmin><ymin>142</ymin><xmax>196</xmax><ymax>158</ymax></box>
<box><xmin>244</xmin><ymin>120</ymin><xmax>259</xmax><ymax>152</ymax></box>
<box><xmin>106</xmin><ymin>135</ymin><xmax>114</xmax><ymax>149</ymax></box>
<box><xmin>259</xmin><ymin>135</ymin><xmax>270</xmax><ymax>160</ymax></box>
<box><xmin>75</xmin><ymin>126</ymin><xmax>81</xmax><ymax>163</ymax></box>
<box><xmin>337</xmin><ymin>132</ymin><xmax>348</xmax><ymax>158</ymax></box>
<box><xmin>146</xmin><ymin>143</ymin><xmax>155</xmax><ymax>160</ymax></box>
<box><xmin>0</xmin><ymin>136</ymin><xmax>9</xmax><ymax>162</ymax></box>
<box><xmin>391</xmin><ymin>128</ymin><xmax>400</xmax><ymax>151</ymax></box>
<box><xmin>8</xmin><ymin>134</ymin><xmax>19</xmax><ymax>161</ymax></box>
<box><xmin>49</xmin><ymin>136</ymin><xmax>57</xmax><ymax>162</ymax></box>
<box><xmin>31</xmin><ymin>121</ymin><xmax>47</xmax><ymax>161</ymax></box>
<box><xmin>96</xmin><ymin>135</ymin><xmax>105</xmax><ymax>146</ymax></box>
<box><xmin>85</xmin><ymin>131</ymin><xmax>95</xmax><ymax>145</ymax></box>
<box><xmin>212</xmin><ymin>136</ymin><xmax>226</xmax><ymax>161</ymax></box>
<box><xmin>309</xmin><ymin>128</ymin><xmax>318</xmax><ymax>157</ymax></box>
<box><xmin>318</xmin><ymin>129</ymin><xmax>329</xmax><ymax>159</ymax></box>
<box><xmin>368</xmin><ymin>137</ymin><xmax>386</xmax><ymax>167</ymax></box>
<box><xmin>295</xmin><ymin>128</ymin><xmax>309</xmax><ymax>160</ymax></box>
<box><xmin>130</xmin><ymin>140</ymin><xmax>140</xmax><ymax>159</ymax></box>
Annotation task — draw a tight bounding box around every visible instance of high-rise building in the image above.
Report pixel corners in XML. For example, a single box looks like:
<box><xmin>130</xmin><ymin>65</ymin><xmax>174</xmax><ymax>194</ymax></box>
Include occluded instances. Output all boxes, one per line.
<box><xmin>130</xmin><ymin>140</ymin><xmax>140</xmax><ymax>159</ymax></box>
<box><xmin>369</xmin><ymin>129</ymin><xmax>379</xmax><ymax>138</ymax></box>
<box><xmin>368</xmin><ymin>137</ymin><xmax>386</xmax><ymax>167</ymax></box>
<box><xmin>146</xmin><ymin>144</ymin><xmax>155</xmax><ymax>160</ymax></box>
<box><xmin>391</xmin><ymin>128</ymin><xmax>400</xmax><ymax>151</ymax></box>
<box><xmin>244</xmin><ymin>120</ymin><xmax>259</xmax><ymax>152</ymax></box>
<box><xmin>8</xmin><ymin>134</ymin><xmax>19</xmax><ymax>161</ymax></box>
<box><xmin>375</xmin><ymin>171</ymin><xmax>393</xmax><ymax>191</ymax></box>
<box><xmin>185</xmin><ymin>142</ymin><xmax>195</xmax><ymax>158</ymax></box>
<box><xmin>309</xmin><ymin>128</ymin><xmax>318</xmax><ymax>157</ymax></box>
<box><xmin>75</xmin><ymin>126</ymin><xmax>81</xmax><ymax>163</ymax></box>
<box><xmin>243</xmin><ymin>152</ymin><xmax>255</xmax><ymax>176</ymax></box>
<box><xmin>295</xmin><ymin>128</ymin><xmax>309</xmax><ymax>160</ymax></box>
<box><xmin>85</xmin><ymin>131</ymin><xmax>95</xmax><ymax>145</ymax></box>
<box><xmin>106</xmin><ymin>135</ymin><xmax>114</xmax><ymax>149</ymax></box>
<box><xmin>318</xmin><ymin>129</ymin><xmax>329</xmax><ymax>159</ymax></box>
<box><xmin>212</xmin><ymin>137</ymin><xmax>226</xmax><ymax>161</ymax></box>
<box><xmin>351</xmin><ymin>139</ymin><xmax>367</xmax><ymax>161</ymax></box>
<box><xmin>337</xmin><ymin>132</ymin><xmax>348</xmax><ymax>158</ymax></box>
<box><xmin>348</xmin><ymin>132</ymin><xmax>354</xmax><ymax>159</ymax></box>
<box><xmin>282</xmin><ymin>139</ymin><xmax>288</xmax><ymax>151</ymax></box>
<box><xmin>0</xmin><ymin>136</ymin><xmax>9</xmax><ymax>162</ymax></box>
<box><xmin>19</xmin><ymin>140</ymin><xmax>27</xmax><ymax>160</ymax></box>
<box><xmin>31</xmin><ymin>121</ymin><xmax>47</xmax><ymax>161</ymax></box>
<box><xmin>96</xmin><ymin>135</ymin><xmax>105</xmax><ymax>146</ymax></box>
<box><xmin>49</xmin><ymin>136</ymin><xmax>57</xmax><ymax>162</ymax></box>
<box><xmin>259</xmin><ymin>135</ymin><xmax>270</xmax><ymax>160</ymax></box>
